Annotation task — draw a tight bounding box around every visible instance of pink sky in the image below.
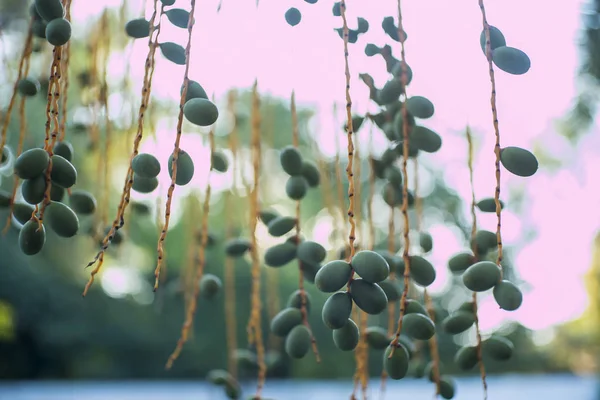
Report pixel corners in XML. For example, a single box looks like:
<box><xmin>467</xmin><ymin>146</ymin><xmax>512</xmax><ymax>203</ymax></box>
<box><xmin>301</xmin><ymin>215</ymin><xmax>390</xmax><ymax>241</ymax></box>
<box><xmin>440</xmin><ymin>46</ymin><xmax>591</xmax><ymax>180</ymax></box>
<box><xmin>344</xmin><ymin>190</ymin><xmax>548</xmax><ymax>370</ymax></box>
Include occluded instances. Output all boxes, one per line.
<box><xmin>69</xmin><ymin>0</ymin><xmax>600</xmax><ymax>335</ymax></box>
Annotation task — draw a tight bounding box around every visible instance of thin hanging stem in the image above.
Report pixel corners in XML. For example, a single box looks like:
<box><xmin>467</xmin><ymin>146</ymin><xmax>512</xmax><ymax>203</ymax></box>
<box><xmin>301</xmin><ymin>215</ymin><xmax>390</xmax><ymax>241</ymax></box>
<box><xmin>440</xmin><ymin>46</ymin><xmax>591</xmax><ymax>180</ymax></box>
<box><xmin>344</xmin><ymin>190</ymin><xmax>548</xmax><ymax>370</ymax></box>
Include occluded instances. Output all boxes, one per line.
<box><xmin>291</xmin><ymin>91</ymin><xmax>320</xmax><ymax>361</ymax></box>
<box><xmin>0</xmin><ymin>17</ymin><xmax>34</xmax><ymax>159</ymax></box>
<box><xmin>467</xmin><ymin>126</ymin><xmax>488</xmax><ymax>399</ymax></box>
<box><xmin>339</xmin><ymin>1</ymin><xmax>357</xmax><ymax>265</ymax></box>
<box><xmin>2</xmin><ymin>27</ymin><xmax>33</xmax><ymax>234</ymax></box>
<box><xmin>224</xmin><ymin>89</ymin><xmax>239</xmax><ymax>379</ymax></box>
<box><xmin>478</xmin><ymin>0</ymin><xmax>504</xmax><ymax>278</ymax></box>
<box><xmin>389</xmin><ymin>0</ymin><xmax>412</xmax><ymax>357</ymax></box>
<box><xmin>247</xmin><ymin>80</ymin><xmax>267</xmax><ymax>398</ymax></box>
<box><xmin>154</xmin><ymin>0</ymin><xmax>197</xmax><ymax>290</ymax></box>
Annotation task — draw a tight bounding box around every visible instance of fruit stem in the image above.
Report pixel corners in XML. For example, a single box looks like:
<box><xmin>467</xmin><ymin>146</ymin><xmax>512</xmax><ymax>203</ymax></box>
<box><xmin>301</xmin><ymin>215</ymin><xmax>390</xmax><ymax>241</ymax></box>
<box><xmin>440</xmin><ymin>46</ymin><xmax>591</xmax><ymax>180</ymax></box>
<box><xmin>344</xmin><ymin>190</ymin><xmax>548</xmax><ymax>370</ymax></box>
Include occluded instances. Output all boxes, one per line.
<box><xmin>224</xmin><ymin>89</ymin><xmax>239</xmax><ymax>379</ymax></box>
<box><xmin>291</xmin><ymin>91</ymin><xmax>321</xmax><ymax>362</ymax></box>
<box><xmin>478</xmin><ymin>0</ymin><xmax>504</xmax><ymax>279</ymax></box>
<box><xmin>154</xmin><ymin>0</ymin><xmax>197</xmax><ymax>291</ymax></box>
<box><xmin>246</xmin><ymin>79</ymin><xmax>267</xmax><ymax>398</ymax></box>
<box><xmin>389</xmin><ymin>0</ymin><xmax>412</xmax><ymax>359</ymax></box>
<box><xmin>467</xmin><ymin>125</ymin><xmax>488</xmax><ymax>399</ymax></box>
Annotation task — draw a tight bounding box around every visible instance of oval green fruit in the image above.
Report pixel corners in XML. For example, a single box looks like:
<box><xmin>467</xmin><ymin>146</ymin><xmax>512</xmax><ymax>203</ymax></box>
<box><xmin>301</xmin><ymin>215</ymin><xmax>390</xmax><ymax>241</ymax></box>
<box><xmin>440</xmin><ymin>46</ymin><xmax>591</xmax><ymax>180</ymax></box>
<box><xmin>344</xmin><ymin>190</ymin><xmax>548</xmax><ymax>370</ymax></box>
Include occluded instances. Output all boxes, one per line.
<box><xmin>224</xmin><ymin>238</ymin><xmax>251</xmax><ymax>257</ymax></box>
<box><xmin>351</xmin><ymin>250</ymin><xmax>390</xmax><ymax>283</ymax></box>
<box><xmin>409</xmin><ymin>255</ymin><xmax>436</xmax><ymax>287</ymax></box>
<box><xmin>315</xmin><ymin>260</ymin><xmax>352</xmax><ymax>293</ymax></box>
<box><xmin>365</xmin><ymin>43</ymin><xmax>380</xmax><ymax>57</ymax></box>
<box><xmin>35</xmin><ymin>0</ymin><xmax>64</xmax><ymax>22</ymax></box>
<box><xmin>45</xmin><ymin>18</ymin><xmax>71</xmax><ymax>46</ymax></box>
<box><xmin>406</xmin><ymin>96</ymin><xmax>434</xmax><ymax>119</ymax></box>
<box><xmin>13</xmin><ymin>203</ymin><xmax>35</xmax><ymax>225</ymax></box>
<box><xmin>454</xmin><ymin>345</ymin><xmax>478</xmax><ymax>370</ymax></box>
<box><xmin>50</xmin><ymin>154</ymin><xmax>77</xmax><ymax>188</ymax></box>
<box><xmin>211</xmin><ymin>151</ymin><xmax>229</xmax><ymax>173</ymax></box>
<box><xmin>45</xmin><ymin>201</ymin><xmax>79</xmax><ymax>238</ymax></box>
<box><xmin>159</xmin><ymin>42</ymin><xmax>186</xmax><ymax>65</ymax></box>
<box><xmin>14</xmin><ymin>148</ymin><xmax>49</xmax><ymax>180</ymax></box>
<box><xmin>279</xmin><ymin>146</ymin><xmax>303</xmax><ymax>176</ymax></box>
<box><xmin>410</xmin><ymin>126</ymin><xmax>442</xmax><ymax>153</ymax></box>
<box><xmin>285</xmin><ymin>7</ymin><xmax>301</xmax><ymax>26</ymax></box>
<box><xmin>182</xmin><ymin>80</ymin><xmax>208</xmax><ymax>101</ymax></box>
<box><xmin>378</xmin><ymin>78</ymin><xmax>403</xmax><ymax>105</ymax></box>
<box><xmin>480</xmin><ymin>25</ymin><xmax>506</xmax><ymax>56</ymax></box>
<box><xmin>168</xmin><ymin>149</ymin><xmax>194</xmax><ymax>186</ymax></box>
<box><xmin>259</xmin><ymin>209</ymin><xmax>279</xmax><ymax>225</ymax></box>
<box><xmin>270</xmin><ymin>307</ymin><xmax>302</xmax><ymax>337</ymax></box>
<box><xmin>284</xmin><ymin>325</ymin><xmax>311</xmax><ymax>359</ymax></box>
<box><xmin>69</xmin><ymin>190</ymin><xmax>97</xmax><ymax>215</ymax></box>
<box><xmin>419</xmin><ymin>232</ymin><xmax>433</xmax><ymax>253</ymax></box>
<box><xmin>349</xmin><ymin>279</ymin><xmax>388</xmax><ymax>315</ymax></box>
<box><xmin>285</xmin><ymin>175</ymin><xmax>308</xmax><ymax>200</ymax></box>
<box><xmin>18</xmin><ymin>78</ymin><xmax>41</xmax><ymax>97</ymax></box>
<box><xmin>301</xmin><ymin>161</ymin><xmax>320</xmax><ymax>187</ymax></box>
<box><xmin>384</xmin><ymin>343</ymin><xmax>410</xmax><ymax>380</ymax></box>
<box><xmin>404</xmin><ymin>299</ymin><xmax>428</xmax><ymax>315</ymax></box>
<box><xmin>493</xmin><ymin>46</ymin><xmax>531</xmax><ymax>75</ymax></box>
<box><xmin>493</xmin><ymin>279</ymin><xmax>523</xmax><ymax>311</ymax></box>
<box><xmin>19</xmin><ymin>219</ymin><xmax>46</xmax><ymax>256</ymax></box>
<box><xmin>322</xmin><ymin>291</ymin><xmax>352</xmax><ymax>329</ymax></box>
<box><xmin>33</xmin><ymin>20</ymin><xmax>48</xmax><ymax>38</ymax></box>
<box><xmin>200</xmin><ymin>274</ymin><xmax>222</xmax><ymax>299</ymax></box>
<box><xmin>365</xmin><ymin>326</ymin><xmax>390</xmax><ymax>349</ymax></box>
<box><xmin>297</xmin><ymin>240</ymin><xmax>326</xmax><ymax>265</ymax></box>
<box><xmin>476</xmin><ymin>197</ymin><xmax>504</xmax><ymax>213</ymax></box>
<box><xmin>439</xmin><ymin>375</ymin><xmax>456</xmax><ymax>399</ymax></box>
<box><xmin>264</xmin><ymin>242</ymin><xmax>297</xmax><ymax>267</ymax></box>
<box><xmin>378</xmin><ymin>279</ymin><xmax>401</xmax><ymax>301</ymax></box>
<box><xmin>286</xmin><ymin>290</ymin><xmax>312</xmax><ymax>313</ymax></box>
<box><xmin>125</xmin><ymin>18</ymin><xmax>150</xmax><ymax>39</ymax></box>
<box><xmin>462</xmin><ymin>261</ymin><xmax>501</xmax><ymax>292</ymax></box>
<box><xmin>21</xmin><ymin>175</ymin><xmax>46</xmax><ymax>205</ymax></box>
<box><xmin>0</xmin><ymin>190</ymin><xmax>11</xmax><ymax>208</ymax></box>
<box><xmin>53</xmin><ymin>141</ymin><xmax>73</xmax><ymax>162</ymax></box>
<box><xmin>131</xmin><ymin>174</ymin><xmax>159</xmax><ymax>193</ymax></box>
<box><xmin>267</xmin><ymin>216</ymin><xmax>297</xmax><ymax>237</ymax></box>
<box><xmin>441</xmin><ymin>311</ymin><xmax>475</xmax><ymax>334</ymax></box>
<box><xmin>402</xmin><ymin>313</ymin><xmax>435</xmax><ymax>340</ymax></box>
<box><xmin>333</xmin><ymin>319</ymin><xmax>359</xmax><ymax>351</ymax></box>
<box><xmin>165</xmin><ymin>8</ymin><xmax>192</xmax><ymax>29</ymax></box>
<box><xmin>484</xmin><ymin>335</ymin><xmax>513</xmax><ymax>361</ymax></box>
<box><xmin>183</xmin><ymin>98</ymin><xmax>219</xmax><ymax>127</ymax></box>
<box><xmin>132</xmin><ymin>153</ymin><xmax>161</xmax><ymax>179</ymax></box>
<box><xmin>500</xmin><ymin>146</ymin><xmax>539</xmax><ymax>177</ymax></box>
<box><xmin>474</xmin><ymin>229</ymin><xmax>498</xmax><ymax>254</ymax></box>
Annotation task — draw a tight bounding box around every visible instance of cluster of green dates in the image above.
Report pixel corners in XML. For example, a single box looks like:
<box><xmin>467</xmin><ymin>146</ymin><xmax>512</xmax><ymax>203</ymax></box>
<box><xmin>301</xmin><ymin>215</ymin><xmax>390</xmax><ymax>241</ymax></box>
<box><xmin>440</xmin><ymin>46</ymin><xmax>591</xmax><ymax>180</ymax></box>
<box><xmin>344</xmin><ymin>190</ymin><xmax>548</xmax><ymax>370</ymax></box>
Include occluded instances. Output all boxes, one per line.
<box><xmin>128</xmin><ymin>82</ymin><xmax>224</xmax><ymax>193</ymax></box>
<box><xmin>0</xmin><ymin>143</ymin><xmax>97</xmax><ymax>256</ymax></box>
<box><xmin>125</xmin><ymin>3</ymin><xmax>195</xmax><ymax>67</ymax></box>
<box><xmin>279</xmin><ymin>146</ymin><xmax>320</xmax><ymax>200</ymax></box>
<box><xmin>480</xmin><ymin>25</ymin><xmax>531</xmax><ymax>76</ymax></box>
<box><xmin>30</xmin><ymin>0</ymin><xmax>72</xmax><ymax>47</ymax></box>
<box><xmin>448</xmin><ymin>228</ymin><xmax>523</xmax><ymax>313</ymax></box>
